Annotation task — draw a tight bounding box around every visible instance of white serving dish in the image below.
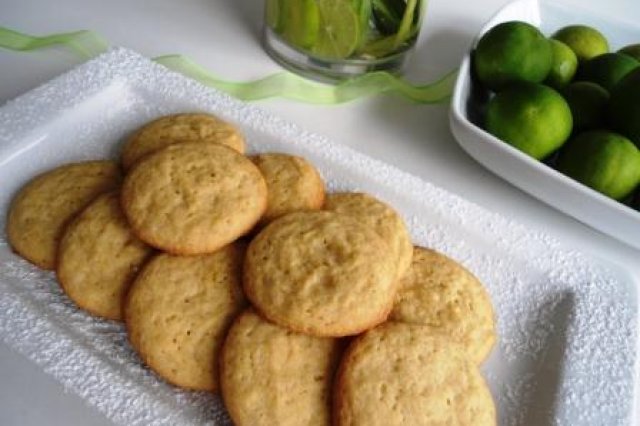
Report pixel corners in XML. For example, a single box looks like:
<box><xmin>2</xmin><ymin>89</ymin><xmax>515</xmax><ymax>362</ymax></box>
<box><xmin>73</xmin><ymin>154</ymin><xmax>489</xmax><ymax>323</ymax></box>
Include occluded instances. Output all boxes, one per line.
<box><xmin>449</xmin><ymin>0</ymin><xmax>640</xmax><ymax>250</ymax></box>
<box><xmin>0</xmin><ymin>48</ymin><xmax>637</xmax><ymax>425</ymax></box>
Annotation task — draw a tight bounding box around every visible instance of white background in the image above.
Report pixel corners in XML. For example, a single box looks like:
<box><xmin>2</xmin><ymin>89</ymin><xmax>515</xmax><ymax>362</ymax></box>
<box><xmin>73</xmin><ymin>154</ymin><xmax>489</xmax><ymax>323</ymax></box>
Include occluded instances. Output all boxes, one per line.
<box><xmin>1</xmin><ymin>0</ymin><xmax>639</xmax><ymax>424</ymax></box>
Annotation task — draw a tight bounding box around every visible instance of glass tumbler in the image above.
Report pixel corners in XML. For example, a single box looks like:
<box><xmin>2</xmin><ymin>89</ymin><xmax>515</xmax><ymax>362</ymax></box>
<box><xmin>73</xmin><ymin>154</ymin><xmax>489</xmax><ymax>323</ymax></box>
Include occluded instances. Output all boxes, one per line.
<box><xmin>263</xmin><ymin>0</ymin><xmax>426</xmax><ymax>81</ymax></box>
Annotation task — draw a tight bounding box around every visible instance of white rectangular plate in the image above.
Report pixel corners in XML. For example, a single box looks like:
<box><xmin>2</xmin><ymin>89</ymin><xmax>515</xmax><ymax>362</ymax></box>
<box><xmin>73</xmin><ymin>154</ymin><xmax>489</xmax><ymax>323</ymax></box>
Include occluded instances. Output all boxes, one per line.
<box><xmin>0</xmin><ymin>48</ymin><xmax>637</xmax><ymax>425</ymax></box>
<box><xmin>450</xmin><ymin>0</ymin><xmax>640</xmax><ymax>250</ymax></box>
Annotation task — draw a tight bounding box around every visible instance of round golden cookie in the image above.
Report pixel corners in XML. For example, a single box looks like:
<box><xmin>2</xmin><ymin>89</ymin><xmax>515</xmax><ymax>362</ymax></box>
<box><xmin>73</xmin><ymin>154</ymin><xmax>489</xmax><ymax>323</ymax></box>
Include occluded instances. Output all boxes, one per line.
<box><xmin>121</xmin><ymin>113</ymin><xmax>245</xmax><ymax>169</ymax></box>
<box><xmin>390</xmin><ymin>247</ymin><xmax>496</xmax><ymax>364</ymax></box>
<box><xmin>335</xmin><ymin>322</ymin><xmax>496</xmax><ymax>426</ymax></box>
<box><xmin>121</xmin><ymin>142</ymin><xmax>267</xmax><ymax>254</ymax></box>
<box><xmin>243</xmin><ymin>210</ymin><xmax>397</xmax><ymax>337</ymax></box>
<box><xmin>6</xmin><ymin>161</ymin><xmax>121</xmax><ymax>269</ymax></box>
<box><xmin>220</xmin><ymin>310</ymin><xmax>341</xmax><ymax>426</ymax></box>
<box><xmin>125</xmin><ymin>243</ymin><xmax>246</xmax><ymax>391</ymax></box>
<box><xmin>251</xmin><ymin>153</ymin><xmax>325</xmax><ymax>225</ymax></box>
<box><xmin>57</xmin><ymin>192</ymin><xmax>154</xmax><ymax>321</ymax></box>
<box><xmin>324</xmin><ymin>192</ymin><xmax>412</xmax><ymax>280</ymax></box>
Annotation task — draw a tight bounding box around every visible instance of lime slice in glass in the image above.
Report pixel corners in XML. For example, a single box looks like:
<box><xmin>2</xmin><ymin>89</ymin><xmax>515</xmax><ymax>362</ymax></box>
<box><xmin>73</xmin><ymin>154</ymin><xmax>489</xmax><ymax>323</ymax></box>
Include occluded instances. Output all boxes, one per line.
<box><xmin>311</xmin><ymin>0</ymin><xmax>361</xmax><ymax>59</ymax></box>
<box><xmin>281</xmin><ymin>0</ymin><xmax>320</xmax><ymax>50</ymax></box>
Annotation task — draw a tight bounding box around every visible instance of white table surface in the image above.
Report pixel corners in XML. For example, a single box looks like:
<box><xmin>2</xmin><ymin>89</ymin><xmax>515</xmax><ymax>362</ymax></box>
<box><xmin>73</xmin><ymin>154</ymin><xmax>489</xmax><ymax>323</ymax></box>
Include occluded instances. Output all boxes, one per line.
<box><xmin>1</xmin><ymin>0</ymin><xmax>639</xmax><ymax>424</ymax></box>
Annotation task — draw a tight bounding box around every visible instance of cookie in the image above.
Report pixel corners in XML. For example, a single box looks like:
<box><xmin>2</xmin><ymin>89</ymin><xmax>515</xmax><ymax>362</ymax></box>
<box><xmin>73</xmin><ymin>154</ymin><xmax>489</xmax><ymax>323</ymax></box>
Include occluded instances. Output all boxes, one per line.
<box><xmin>220</xmin><ymin>310</ymin><xmax>341</xmax><ymax>426</ymax></box>
<box><xmin>390</xmin><ymin>247</ymin><xmax>496</xmax><ymax>364</ymax></box>
<box><xmin>125</xmin><ymin>243</ymin><xmax>246</xmax><ymax>391</ymax></box>
<box><xmin>121</xmin><ymin>142</ymin><xmax>267</xmax><ymax>254</ymax></box>
<box><xmin>121</xmin><ymin>113</ymin><xmax>245</xmax><ymax>170</ymax></box>
<box><xmin>57</xmin><ymin>192</ymin><xmax>154</xmax><ymax>320</ymax></box>
<box><xmin>6</xmin><ymin>161</ymin><xmax>121</xmax><ymax>269</ymax></box>
<box><xmin>244</xmin><ymin>211</ymin><xmax>397</xmax><ymax>337</ymax></box>
<box><xmin>335</xmin><ymin>322</ymin><xmax>496</xmax><ymax>426</ymax></box>
<box><xmin>324</xmin><ymin>192</ymin><xmax>412</xmax><ymax>280</ymax></box>
<box><xmin>251</xmin><ymin>153</ymin><xmax>325</xmax><ymax>225</ymax></box>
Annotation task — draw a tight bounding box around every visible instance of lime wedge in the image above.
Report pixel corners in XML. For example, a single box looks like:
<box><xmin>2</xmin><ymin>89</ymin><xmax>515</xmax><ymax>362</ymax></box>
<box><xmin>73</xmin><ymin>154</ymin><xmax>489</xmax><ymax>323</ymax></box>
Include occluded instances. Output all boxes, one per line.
<box><xmin>393</xmin><ymin>0</ymin><xmax>418</xmax><ymax>49</ymax></box>
<box><xmin>359</xmin><ymin>34</ymin><xmax>397</xmax><ymax>57</ymax></box>
<box><xmin>361</xmin><ymin>0</ymin><xmax>421</xmax><ymax>58</ymax></box>
<box><xmin>281</xmin><ymin>0</ymin><xmax>320</xmax><ymax>50</ymax></box>
<box><xmin>359</xmin><ymin>23</ymin><xmax>419</xmax><ymax>58</ymax></box>
<box><xmin>311</xmin><ymin>0</ymin><xmax>361</xmax><ymax>59</ymax></box>
<box><xmin>372</xmin><ymin>0</ymin><xmax>406</xmax><ymax>35</ymax></box>
<box><xmin>353</xmin><ymin>0</ymin><xmax>373</xmax><ymax>48</ymax></box>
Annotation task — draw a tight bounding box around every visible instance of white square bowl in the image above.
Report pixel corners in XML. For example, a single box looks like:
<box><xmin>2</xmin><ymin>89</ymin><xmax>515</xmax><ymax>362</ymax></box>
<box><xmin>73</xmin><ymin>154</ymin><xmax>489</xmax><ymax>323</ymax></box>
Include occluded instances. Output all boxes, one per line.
<box><xmin>449</xmin><ymin>0</ymin><xmax>640</xmax><ymax>250</ymax></box>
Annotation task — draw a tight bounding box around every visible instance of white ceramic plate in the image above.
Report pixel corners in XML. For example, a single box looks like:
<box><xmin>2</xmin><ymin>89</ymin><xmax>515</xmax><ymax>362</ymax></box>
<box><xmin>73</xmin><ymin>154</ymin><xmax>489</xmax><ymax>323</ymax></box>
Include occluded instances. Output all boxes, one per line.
<box><xmin>449</xmin><ymin>0</ymin><xmax>640</xmax><ymax>250</ymax></box>
<box><xmin>0</xmin><ymin>49</ymin><xmax>637</xmax><ymax>425</ymax></box>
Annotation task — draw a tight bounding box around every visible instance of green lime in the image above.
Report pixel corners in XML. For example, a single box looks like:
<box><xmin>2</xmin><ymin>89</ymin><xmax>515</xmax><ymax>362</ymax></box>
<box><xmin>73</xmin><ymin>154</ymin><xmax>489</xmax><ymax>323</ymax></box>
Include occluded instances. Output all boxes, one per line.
<box><xmin>608</xmin><ymin>68</ymin><xmax>640</xmax><ymax>148</ymax></box>
<box><xmin>562</xmin><ymin>81</ymin><xmax>609</xmax><ymax>131</ymax></box>
<box><xmin>545</xmin><ymin>39</ymin><xmax>578</xmax><ymax>89</ymax></box>
<box><xmin>311</xmin><ymin>0</ymin><xmax>360</xmax><ymax>59</ymax></box>
<box><xmin>557</xmin><ymin>131</ymin><xmax>640</xmax><ymax>200</ymax></box>
<box><xmin>485</xmin><ymin>82</ymin><xmax>573</xmax><ymax>159</ymax></box>
<box><xmin>552</xmin><ymin>25</ymin><xmax>609</xmax><ymax>62</ymax></box>
<box><xmin>474</xmin><ymin>21</ymin><xmax>552</xmax><ymax>91</ymax></box>
<box><xmin>578</xmin><ymin>52</ymin><xmax>640</xmax><ymax>91</ymax></box>
<box><xmin>281</xmin><ymin>0</ymin><xmax>320</xmax><ymax>50</ymax></box>
<box><xmin>619</xmin><ymin>44</ymin><xmax>640</xmax><ymax>62</ymax></box>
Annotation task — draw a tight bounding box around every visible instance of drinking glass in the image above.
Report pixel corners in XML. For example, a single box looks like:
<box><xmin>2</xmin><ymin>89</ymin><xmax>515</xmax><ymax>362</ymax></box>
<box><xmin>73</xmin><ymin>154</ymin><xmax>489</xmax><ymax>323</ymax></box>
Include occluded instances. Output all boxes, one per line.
<box><xmin>263</xmin><ymin>0</ymin><xmax>426</xmax><ymax>81</ymax></box>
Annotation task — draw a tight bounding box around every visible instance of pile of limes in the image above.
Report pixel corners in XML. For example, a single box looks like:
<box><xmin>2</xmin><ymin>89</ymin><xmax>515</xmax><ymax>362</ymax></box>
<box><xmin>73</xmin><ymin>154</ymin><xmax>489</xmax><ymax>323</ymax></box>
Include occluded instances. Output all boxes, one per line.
<box><xmin>473</xmin><ymin>21</ymin><xmax>640</xmax><ymax>206</ymax></box>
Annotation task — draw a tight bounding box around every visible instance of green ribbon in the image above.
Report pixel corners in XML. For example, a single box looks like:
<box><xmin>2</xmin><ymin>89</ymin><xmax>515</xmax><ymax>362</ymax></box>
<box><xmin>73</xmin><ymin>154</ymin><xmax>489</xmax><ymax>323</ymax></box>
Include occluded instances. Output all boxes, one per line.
<box><xmin>0</xmin><ymin>27</ymin><xmax>109</xmax><ymax>59</ymax></box>
<box><xmin>0</xmin><ymin>26</ymin><xmax>456</xmax><ymax>104</ymax></box>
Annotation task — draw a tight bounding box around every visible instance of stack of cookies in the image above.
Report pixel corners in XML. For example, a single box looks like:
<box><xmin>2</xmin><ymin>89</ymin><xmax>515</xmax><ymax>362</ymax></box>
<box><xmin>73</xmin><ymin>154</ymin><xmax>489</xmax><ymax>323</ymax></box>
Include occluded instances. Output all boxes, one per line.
<box><xmin>6</xmin><ymin>113</ymin><xmax>498</xmax><ymax>425</ymax></box>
